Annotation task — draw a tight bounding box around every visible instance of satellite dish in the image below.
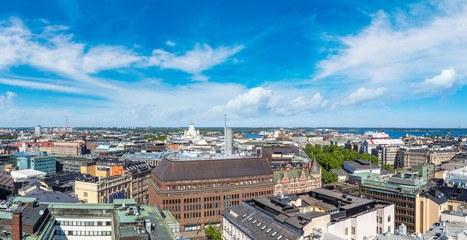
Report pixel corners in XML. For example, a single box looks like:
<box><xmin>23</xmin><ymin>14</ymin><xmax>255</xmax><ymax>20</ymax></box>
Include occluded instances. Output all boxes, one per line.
<box><xmin>39</xmin><ymin>210</ymin><xmax>44</xmax><ymax>216</ymax></box>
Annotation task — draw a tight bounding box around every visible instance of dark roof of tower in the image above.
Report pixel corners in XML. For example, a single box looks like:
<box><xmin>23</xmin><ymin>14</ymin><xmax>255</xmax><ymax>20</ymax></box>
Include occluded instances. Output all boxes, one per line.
<box><xmin>152</xmin><ymin>156</ymin><xmax>273</xmax><ymax>181</ymax></box>
<box><xmin>310</xmin><ymin>155</ymin><xmax>320</xmax><ymax>174</ymax></box>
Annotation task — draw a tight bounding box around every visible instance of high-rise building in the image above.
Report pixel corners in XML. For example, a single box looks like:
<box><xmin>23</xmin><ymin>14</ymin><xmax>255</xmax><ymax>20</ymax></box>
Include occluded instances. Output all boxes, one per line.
<box><xmin>34</xmin><ymin>125</ymin><xmax>42</xmax><ymax>136</ymax></box>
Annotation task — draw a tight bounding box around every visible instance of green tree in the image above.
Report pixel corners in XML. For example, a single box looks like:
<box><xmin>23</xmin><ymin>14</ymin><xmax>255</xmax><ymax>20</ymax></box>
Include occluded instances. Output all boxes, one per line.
<box><xmin>144</xmin><ymin>135</ymin><xmax>156</xmax><ymax>140</ymax></box>
<box><xmin>322</xmin><ymin>170</ymin><xmax>339</xmax><ymax>184</ymax></box>
<box><xmin>382</xmin><ymin>164</ymin><xmax>393</xmax><ymax>172</ymax></box>
<box><xmin>205</xmin><ymin>224</ymin><xmax>222</xmax><ymax>240</ymax></box>
<box><xmin>357</xmin><ymin>153</ymin><xmax>379</xmax><ymax>165</ymax></box>
<box><xmin>370</xmin><ymin>155</ymin><xmax>379</xmax><ymax>165</ymax></box>
<box><xmin>157</xmin><ymin>135</ymin><xmax>167</xmax><ymax>141</ymax></box>
<box><xmin>358</xmin><ymin>153</ymin><xmax>371</xmax><ymax>161</ymax></box>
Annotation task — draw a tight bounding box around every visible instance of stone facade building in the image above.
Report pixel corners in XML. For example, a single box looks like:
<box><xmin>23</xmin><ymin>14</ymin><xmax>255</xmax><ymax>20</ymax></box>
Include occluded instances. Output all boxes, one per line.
<box><xmin>75</xmin><ymin>163</ymin><xmax>150</xmax><ymax>204</ymax></box>
<box><xmin>273</xmin><ymin>157</ymin><xmax>321</xmax><ymax>196</ymax></box>
<box><xmin>396</xmin><ymin>148</ymin><xmax>457</xmax><ymax>168</ymax></box>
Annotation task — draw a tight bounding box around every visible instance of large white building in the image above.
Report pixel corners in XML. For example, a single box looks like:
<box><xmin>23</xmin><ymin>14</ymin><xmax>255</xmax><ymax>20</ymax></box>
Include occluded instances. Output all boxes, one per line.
<box><xmin>445</xmin><ymin>166</ymin><xmax>467</xmax><ymax>188</ymax></box>
<box><xmin>222</xmin><ymin>189</ymin><xmax>394</xmax><ymax>240</ymax></box>
<box><xmin>183</xmin><ymin>121</ymin><xmax>201</xmax><ymax>141</ymax></box>
<box><xmin>343</xmin><ymin>159</ymin><xmax>381</xmax><ymax>175</ymax></box>
<box><xmin>361</xmin><ymin>139</ymin><xmax>404</xmax><ymax>154</ymax></box>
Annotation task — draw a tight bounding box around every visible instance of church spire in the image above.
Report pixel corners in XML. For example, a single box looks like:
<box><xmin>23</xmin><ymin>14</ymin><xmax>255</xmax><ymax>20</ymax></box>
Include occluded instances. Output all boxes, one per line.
<box><xmin>310</xmin><ymin>154</ymin><xmax>320</xmax><ymax>174</ymax></box>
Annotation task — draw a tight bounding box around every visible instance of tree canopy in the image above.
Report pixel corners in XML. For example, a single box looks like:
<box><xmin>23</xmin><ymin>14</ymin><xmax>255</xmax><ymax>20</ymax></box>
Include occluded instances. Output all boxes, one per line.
<box><xmin>303</xmin><ymin>144</ymin><xmax>381</xmax><ymax>184</ymax></box>
<box><xmin>205</xmin><ymin>224</ymin><xmax>222</xmax><ymax>240</ymax></box>
<box><xmin>382</xmin><ymin>164</ymin><xmax>393</xmax><ymax>172</ymax></box>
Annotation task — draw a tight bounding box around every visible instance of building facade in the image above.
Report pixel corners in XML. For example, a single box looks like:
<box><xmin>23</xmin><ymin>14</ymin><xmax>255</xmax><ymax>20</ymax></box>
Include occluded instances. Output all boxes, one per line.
<box><xmin>273</xmin><ymin>157</ymin><xmax>322</xmax><ymax>196</ymax></box>
<box><xmin>359</xmin><ymin>172</ymin><xmax>428</xmax><ymax>233</ymax></box>
<box><xmin>17</xmin><ymin>151</ymin><xmax>56</xmax><ymax>174</ymax></box>
<box><xmin>41</xmin><ymin>141</ymin><xmax>86</xmax><ymax>156</ymax></box>
<box><xmin>148</xmin><ymin>155</ymin><xmax>275</xmax><ymax>231</ymax></box>
<box><xmin>372</xmin><ymin>145</ymin><xmax>402</xmax><ymax>166</ymax></box>
<box><xmin>222</xmin><ymin>189</ymin><xmax>394</xmax><ymax>240</ymax></box>
<box><xmin>396</xmin><ymin>149</ymin><xmax>457</xmax><ymax>168</ymax></box>
<box><xmin>75</xmin><ymin>163</ymin><xmax>150</xmax><ymax>204</ymax></box>
<box><xmin>0</xmin><ymin>197</ymin><xmax>177</xmax><ymax>240</ymax></box>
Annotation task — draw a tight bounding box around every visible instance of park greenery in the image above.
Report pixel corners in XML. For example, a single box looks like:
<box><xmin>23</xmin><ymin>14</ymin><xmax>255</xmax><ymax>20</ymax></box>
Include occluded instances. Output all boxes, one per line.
<box><xmin>143</xmin><ymin>135</ymin><xmax>167</xmax><ymax>141</ymax></box>
<box><xmin>303</xmin><ymin>144</ymin><xmax>380</xmax><ymax>184</ymax></box>
<box><xmin>205</xmin><ymin>224</ymin><xmax>222</xmax><ymax>240</ymax></box>
<box><xmin>381</xmin><ymin>163</ymin><xmax>393</xmax><ymax>172</ymax></box>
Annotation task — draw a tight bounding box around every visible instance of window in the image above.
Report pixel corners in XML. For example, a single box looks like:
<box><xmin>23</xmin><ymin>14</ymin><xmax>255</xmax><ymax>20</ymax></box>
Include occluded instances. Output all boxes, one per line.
<box><xmin>388</xmin><ymin>215</ymin><xmax>391</xmax><ymax>222</ymax></box>
<box><xmin>388</xmin><ymin>226</ymin><xmax>391</xmax><ymax>233</ymax></box>
<box><xmin>345</xmin><ymin>227</ymin><xmax>348</xmax><ymax>235</ymax></box>
<box><xmin>351</xmin><ymin>227</ymin><xmax>355</xmax><ymax>234</ymax></box>
<box><xmin>83</xmin><ymin>192</ymin><xmax>88</xmax><ymax>197</ymax></box>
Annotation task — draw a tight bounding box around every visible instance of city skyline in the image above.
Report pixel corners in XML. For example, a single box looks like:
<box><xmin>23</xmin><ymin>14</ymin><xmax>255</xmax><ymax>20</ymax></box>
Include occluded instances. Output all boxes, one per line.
<box><xmin>1</xmin><ymin>0</ymin><xmax>467</xmax><ymax>127</ymax></box>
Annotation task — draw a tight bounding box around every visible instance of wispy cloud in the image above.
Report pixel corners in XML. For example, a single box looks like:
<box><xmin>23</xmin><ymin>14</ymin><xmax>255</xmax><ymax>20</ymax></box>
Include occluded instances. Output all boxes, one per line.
<box><xmin>315</xmin><ymin>1</ymin><xmax>467</xmax><ymax>98</ymax></box>
<box><xmin>0</xmin><ymin>17</ymin><xmax>244</xmax><ymax>92</ymax></box>
<box><xmin>0</xmin><ymin>91</ymin><xmax>27</xmax><ymax>121</ymax></box>
<box><xmin>145</xmin><ymin>43</ymin><xmax>244</xmax><ymax>81</ymax></box>
<box><xmin>340</xmin><ymin>87</ymin><xmax>388</xmax><ymax>106</ymax></box>
<box><xmin>0</xmin><ymin>78</ymin><xmax>83</xmax><ymax>93</ymax></box>
<box><xmin>165</xmin><ymin>40</ymin><xmax>176</xmax><ymax>47</ymax></box>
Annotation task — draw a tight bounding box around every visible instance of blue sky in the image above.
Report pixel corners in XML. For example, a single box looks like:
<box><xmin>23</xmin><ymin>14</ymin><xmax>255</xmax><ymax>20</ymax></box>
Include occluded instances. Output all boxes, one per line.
<box><xmin>0</xmin><ymin>0</ymin><xmax>466</xmax><ymax>127</ymax></box>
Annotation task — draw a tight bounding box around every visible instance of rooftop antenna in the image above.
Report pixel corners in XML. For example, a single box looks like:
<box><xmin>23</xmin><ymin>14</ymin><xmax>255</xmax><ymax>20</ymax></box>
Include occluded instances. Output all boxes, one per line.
<box><xmin>66</xmin><ymin>116</ymin><xmax>68</xmax><ymax>132</ymax></box>
<box><xmin>224</xmin><ymin>113</ymin><xmax>227</xmax><ymax>130</ymax></box>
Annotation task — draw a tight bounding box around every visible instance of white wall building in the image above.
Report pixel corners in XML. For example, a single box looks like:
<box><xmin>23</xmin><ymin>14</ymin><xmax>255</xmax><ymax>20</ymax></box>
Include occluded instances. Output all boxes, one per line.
<box><xmin>440</xmin><ymin>211</ymin><xmax>467</xmax><ymax>223</ymax></box>
<box><xmin>362</xmin><ymin>139</ymin><xmax>404</xmax><ymax>154</ymax></box>
<box><xmin>327</xmin><ymin>200</ymin><xmax>394</xmax><ymax>239</ymax></box>
<box><xmin>54</xmin><ymin>217</ymin><xmax>113</xmax><ymax>240</ymax></box>
<box><xmin>343</xmin><ymin>159</ymin><xmax>381</xmax><ymax>175</ymax></box>
<box><xmin>445</xmin><ymin>166</ymin><xmax>467</xmax><ymax>188</ymax></box>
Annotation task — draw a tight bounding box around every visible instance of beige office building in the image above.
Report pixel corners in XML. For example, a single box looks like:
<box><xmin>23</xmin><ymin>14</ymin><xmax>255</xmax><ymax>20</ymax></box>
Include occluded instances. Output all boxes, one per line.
<box><xmin>75</xmin><ymin>163</ymin><xmax>150</xmax><ymax>204</ymax></box>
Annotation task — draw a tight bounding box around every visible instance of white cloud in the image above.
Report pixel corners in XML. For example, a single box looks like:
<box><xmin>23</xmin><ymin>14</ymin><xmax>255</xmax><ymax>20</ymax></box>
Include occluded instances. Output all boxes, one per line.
<box><xmin>276</xmin><ymin>94</ymin><xmax>328</xmax><ymax>115</ymax></box>
<box><xmin>208</xmin><ymin>87</ymin><xmax>327</xmax><ymax>118</ymax></box>
<box><xmin>0</xmin><ymin>17</ymin><xmax>243</xmax><ymax>92</ymax></box>
<box><xmin>341</xmin><ymin>87</ymin><xmax>388</xmax><ymax>106</ymax></box>
<box><xmin>0</xmin><ymin>91</ymin><xmax>27</xmax><ymax>121</ymax></box>
<box><xmin>414</xmin><ymin>69</ymin><xmax>458</xmax><ymax>93</ymax></box>
<box><xmin>146</xmin><ymin>43</ymin><xmax>244</xmax><ymax>80</ymax></box>
<box><xmin>0</xmin><ymin>91</ymin><xmax>16</xmax><ymax>106</ymax></box>
<box><xmin>165</xmin><ymin>40</ymin><xmax>176</xmax><ymax>47</ymax></box>
<box><xmin>0</xmin><ymin>78</ymin><xmax>83</xmax><ymax>93</ymax></box>
<box><xmin>81</xmin><ymin>46</ymin><xmax>141</xmax><ymax>73</ymax></box>
<box><xmin>315</xmin><ymin>2</ymin><xmax>467</xmax><ymax>96</ymax></box>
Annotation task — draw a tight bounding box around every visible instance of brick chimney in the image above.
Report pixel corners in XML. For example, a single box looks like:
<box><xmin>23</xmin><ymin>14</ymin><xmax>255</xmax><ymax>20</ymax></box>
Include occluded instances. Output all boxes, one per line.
<box><xmin>12</xmin><ymin>210</ymin><xmax>22</xmax><ymax>240</ymax></box>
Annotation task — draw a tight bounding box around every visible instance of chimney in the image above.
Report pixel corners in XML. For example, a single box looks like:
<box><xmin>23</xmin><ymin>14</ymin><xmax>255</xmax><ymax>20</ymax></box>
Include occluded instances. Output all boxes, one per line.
<box><xmin>12</xmin><ymin>210</ymin><xmax>22</xmax><ymax>240</ymax></box>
